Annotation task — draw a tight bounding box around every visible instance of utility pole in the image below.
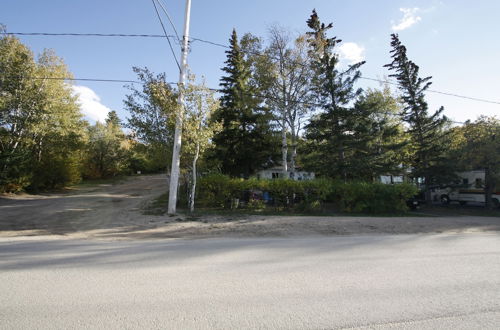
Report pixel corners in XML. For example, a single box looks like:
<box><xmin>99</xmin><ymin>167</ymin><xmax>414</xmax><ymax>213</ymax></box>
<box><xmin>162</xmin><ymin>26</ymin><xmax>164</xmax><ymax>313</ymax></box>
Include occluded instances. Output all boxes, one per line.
<box><xmin>168</xmin><ymin>0</ymin><xmax>191</xmax><ymax>215</ymax></box>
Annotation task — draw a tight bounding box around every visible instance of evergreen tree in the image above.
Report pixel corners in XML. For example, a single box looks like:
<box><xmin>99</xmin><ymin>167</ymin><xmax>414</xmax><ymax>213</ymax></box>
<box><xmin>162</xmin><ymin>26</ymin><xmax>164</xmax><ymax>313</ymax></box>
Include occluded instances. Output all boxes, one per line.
<box><xmin>348</xmin><ymin>88</ymin><xmax>407</xmax><ymax>181</ymax></box>
<box><xmin>302</xmin><ymin>10</ymin><xmax>364</xmax><ymax>180</ymax></box>
<box><xmin>210</xmin><ymin>29</ymin><xmax>277</xmax><ymax>178</ymax></box>
<box><xmin>385</xmin><ymin>34</ymin><xmax>451</xmax><ymax>192</ymax></box>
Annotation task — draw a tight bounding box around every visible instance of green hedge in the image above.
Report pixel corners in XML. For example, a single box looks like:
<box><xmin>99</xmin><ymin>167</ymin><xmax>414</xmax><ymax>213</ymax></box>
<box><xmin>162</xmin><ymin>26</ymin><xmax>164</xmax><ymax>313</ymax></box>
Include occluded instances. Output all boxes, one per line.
<box><xmin>197</xmin><ymin>174</ymin><xmax>417</xmax><ymax>214</ymax></box>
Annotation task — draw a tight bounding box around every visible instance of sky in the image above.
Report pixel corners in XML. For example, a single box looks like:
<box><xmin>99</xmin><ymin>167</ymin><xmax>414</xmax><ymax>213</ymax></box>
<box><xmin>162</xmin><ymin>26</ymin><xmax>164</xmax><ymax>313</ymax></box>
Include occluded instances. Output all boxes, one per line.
<box><xmin>2</xmin><ymin>0</ymin><xmax>499</xmax><ymax>124</ymax></box>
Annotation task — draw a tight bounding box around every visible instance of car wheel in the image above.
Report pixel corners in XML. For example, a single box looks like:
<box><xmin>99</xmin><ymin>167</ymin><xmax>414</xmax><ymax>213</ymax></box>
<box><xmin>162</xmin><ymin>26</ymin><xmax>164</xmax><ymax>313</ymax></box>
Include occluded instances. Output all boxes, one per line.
<box><xmin>440</xmin><ymin>195</ymin><xmax>450</xmax><ymax>205</ymax></box>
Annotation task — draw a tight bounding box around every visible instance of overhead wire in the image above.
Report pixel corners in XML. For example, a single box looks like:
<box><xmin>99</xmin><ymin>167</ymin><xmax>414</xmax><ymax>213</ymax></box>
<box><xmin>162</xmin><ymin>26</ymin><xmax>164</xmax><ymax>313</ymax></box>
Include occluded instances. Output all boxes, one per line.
<box><xmin>4</xmin><ymin>32</ymin><xmax>171</xmax><ymax>38</ymax></box>
<box><xmin>154</xmin><ymin>0</ymin><xmax>181</xmax><ymax>42</ymax></box>
<box><xmin>3</xmin><ymin>31</ymin><xmax>500</xmax><ymax>106</ymax></box>
<box><xmin>150</xmin><ymin>0</ymin><xmax>181</xmax><ymax>71</ymax></box>
<box><xmin>4</xmin><ymin>74</ymin><xmax>468</xmax><ymax>124</ymax></box>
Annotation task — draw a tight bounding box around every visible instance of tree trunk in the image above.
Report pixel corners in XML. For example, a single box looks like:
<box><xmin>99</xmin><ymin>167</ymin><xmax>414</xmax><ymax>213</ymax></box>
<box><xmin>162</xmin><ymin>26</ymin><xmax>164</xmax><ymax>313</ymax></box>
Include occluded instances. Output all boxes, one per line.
<box><xmin>189</xmin><ymin>142</ymin><xmax>200</xmax><ymax>212</ymax></box>
<box><xmin>485</xmin><ymin>167</ymin><xmax>493</xmax><ymax>210</ymax></box>
<box><xmin>290</xmin><ymin>125</ymin><xmax>297</xmax><ymax>173</ymax></box>
<box><xmin>281</xmin><ymin>115</ymin><xmax>288</xmax><ymax>178</ymax></box>
<box><xmin>36</xmin><ymin>136</ymin><xmax>44</xmax><ymax>163</ymax></box>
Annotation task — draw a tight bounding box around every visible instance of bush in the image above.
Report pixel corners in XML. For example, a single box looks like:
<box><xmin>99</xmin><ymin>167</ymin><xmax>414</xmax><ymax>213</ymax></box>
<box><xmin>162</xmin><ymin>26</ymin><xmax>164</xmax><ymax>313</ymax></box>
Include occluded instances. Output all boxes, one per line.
<box><xmin>197</xmin><ymin>174</ymin><xmax>237</xmax><ymax>208</ymax></box>
<box><xmin>197</xmin><ymin>174</ymin><xmax>417</xmax><ymax>214</ymax></box>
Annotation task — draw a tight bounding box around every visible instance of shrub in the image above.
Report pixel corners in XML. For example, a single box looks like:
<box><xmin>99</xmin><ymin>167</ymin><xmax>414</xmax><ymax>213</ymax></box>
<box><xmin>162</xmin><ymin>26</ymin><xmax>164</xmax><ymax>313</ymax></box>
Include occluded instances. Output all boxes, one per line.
<box><xmin>197</xmin><ymin>174</ymin><xmax>416</xmax><ymax>214</ymax></box>
<box><xmin>197</xmin><ymin>174</ymin><xmax>236</xmax><ymax>208</ymax></box>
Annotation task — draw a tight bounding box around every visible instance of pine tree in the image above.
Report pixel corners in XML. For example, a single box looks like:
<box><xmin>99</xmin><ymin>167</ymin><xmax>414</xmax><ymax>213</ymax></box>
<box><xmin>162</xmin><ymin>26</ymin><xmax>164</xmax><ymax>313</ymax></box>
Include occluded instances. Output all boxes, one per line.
<box><xmin>348</xmin><ymin>88</ymin><xmax>407</xmax><ymax>181</ymax></box>
<box><xmin>303</xmin><ymin>10</ymin><xmax>364</xmax><ymax>180</ymax></box>
<box><xmin>385</xmin><ymin>34</ymin><xmax>450</xmax><ymax>192</ymax></box>
<box><xmin>210</xmin><ymin>29</ymin><xmax>277</xmax><ymax>178</ymax></box>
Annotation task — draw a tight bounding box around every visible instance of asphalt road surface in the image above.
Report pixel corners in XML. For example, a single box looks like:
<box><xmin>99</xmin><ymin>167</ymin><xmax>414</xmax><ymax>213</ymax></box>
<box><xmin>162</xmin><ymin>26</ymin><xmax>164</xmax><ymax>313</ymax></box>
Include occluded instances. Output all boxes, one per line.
<box><xmin>1</xmin><ymin>233</ymin><xmax>499</xmax><ymax>329</ymax></box>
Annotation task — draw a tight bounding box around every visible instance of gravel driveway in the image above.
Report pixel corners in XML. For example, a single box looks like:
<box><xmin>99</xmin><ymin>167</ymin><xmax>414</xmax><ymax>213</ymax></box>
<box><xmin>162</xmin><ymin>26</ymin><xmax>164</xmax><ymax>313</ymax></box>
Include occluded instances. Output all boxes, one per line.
<box><xmin>1</xmin><ymin>175</ymin><xmax>499</xmax><ymax>240</ymax></box>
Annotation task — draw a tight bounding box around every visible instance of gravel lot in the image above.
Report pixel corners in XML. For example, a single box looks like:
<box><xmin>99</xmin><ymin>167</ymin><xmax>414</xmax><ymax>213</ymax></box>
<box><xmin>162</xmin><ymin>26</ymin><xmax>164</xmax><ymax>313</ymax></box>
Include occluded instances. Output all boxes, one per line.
<box><xmin>1</xmin><ymin>174</ymin><xmax>499</xmax><ymax>240</ymax></box>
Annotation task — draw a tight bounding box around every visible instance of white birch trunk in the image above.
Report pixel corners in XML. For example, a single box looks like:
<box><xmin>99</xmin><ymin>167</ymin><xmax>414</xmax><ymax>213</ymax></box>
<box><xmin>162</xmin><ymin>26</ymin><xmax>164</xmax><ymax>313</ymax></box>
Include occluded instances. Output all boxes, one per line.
<box><xmin>189</xmin><ymin>142</ymin><xmax>200</xmax><ymax>212</ymax></box>
<box><xmin>281</xmin><ymin>114</ymin><xmax>288</xmax><ymax>177</ymax></box>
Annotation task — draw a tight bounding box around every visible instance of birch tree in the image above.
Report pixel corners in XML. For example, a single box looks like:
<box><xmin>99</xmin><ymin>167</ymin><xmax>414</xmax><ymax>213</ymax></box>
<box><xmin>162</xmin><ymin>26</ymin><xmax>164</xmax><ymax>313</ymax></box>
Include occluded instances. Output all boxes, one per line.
<box><xmin>182</xmin><ymin>77</ymin><xmax>220</xmax><ymax>212</ymax></box>
<box><xmin>262</xmin><ymin>25</ymin><xmax>313</xmax><ymax>175</ymax></box>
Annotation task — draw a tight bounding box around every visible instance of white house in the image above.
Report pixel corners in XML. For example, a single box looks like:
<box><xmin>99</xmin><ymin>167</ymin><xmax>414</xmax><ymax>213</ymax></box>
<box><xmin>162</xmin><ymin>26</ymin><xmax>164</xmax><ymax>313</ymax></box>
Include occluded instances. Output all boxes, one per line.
<box><xmin>379</xmin><ymin>175</ymin><xmax>404</xmax><ymax>184</ymax></box>
<box><xmin>256</xmin><ymin>166</ymin><xmax>315</xmax><ymax>181</ymax></box>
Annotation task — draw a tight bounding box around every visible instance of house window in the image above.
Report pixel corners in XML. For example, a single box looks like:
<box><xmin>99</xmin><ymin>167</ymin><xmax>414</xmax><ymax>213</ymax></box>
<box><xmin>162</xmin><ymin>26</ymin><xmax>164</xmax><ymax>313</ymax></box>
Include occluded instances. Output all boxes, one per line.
<box><xmin>462</xmin><ymin>178</ymin><xmax>469</xmax><ymax>186</ymax></box>
<box><xmin>475</xmin><ymin>178</ymin><xmax>483</xmax><ymax>188</ymax></box>
<box><xmin>272</xmin><ymin>172</ymin><xmax>280</xmax><ymax>179</ymax></box>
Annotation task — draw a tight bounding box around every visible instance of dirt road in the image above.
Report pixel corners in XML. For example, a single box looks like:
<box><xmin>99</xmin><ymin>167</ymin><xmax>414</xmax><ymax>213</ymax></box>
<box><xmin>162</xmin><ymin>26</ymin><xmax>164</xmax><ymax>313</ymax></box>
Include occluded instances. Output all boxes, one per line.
<box><xmin>1</xmin><ymin>175</ymin><xmax>499</xmax><ymax>240</ymax></box>
<box><xmin>0</xmin><ymin>175</ymin><xmax>168</xmax><ymax>238</ymax></box>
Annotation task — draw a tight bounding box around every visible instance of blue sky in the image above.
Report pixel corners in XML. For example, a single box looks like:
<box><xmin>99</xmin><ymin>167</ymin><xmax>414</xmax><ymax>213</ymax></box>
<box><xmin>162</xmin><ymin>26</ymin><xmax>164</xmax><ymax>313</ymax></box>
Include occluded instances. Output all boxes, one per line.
<box><xmin>3</xmin><ymin>0</ymin><xmax>499</xmax><ymax>123</ymax></box>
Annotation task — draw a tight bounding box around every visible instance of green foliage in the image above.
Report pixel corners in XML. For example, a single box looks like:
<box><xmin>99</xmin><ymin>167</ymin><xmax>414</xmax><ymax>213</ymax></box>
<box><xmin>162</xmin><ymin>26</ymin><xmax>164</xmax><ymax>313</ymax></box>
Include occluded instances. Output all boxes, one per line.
<box><xmin>197</xmin><ymin>173</ymin><xmax>236</xmax><ymax>208</ymax></box>
<box><xmin>125</xmin><ymin>67</ymin><xmax>177</xmax><ymax>146</ymax></box>
<box><xmin>303</xmin><ymin>10</ymin><xmax>366</xmax><ymax>180</ymax></box>
<box><xmin>385</xmin><ymin>34</ymin><xmax>451</xmax><ymax>187</ymax></box>
<box><xmin>124</xmin><ymin>67</ymin><xmax>177</xmax><ymax>175</ymax></box>
<box><xmin>210</xmin><ymin>29</ymin><xmax>279</xmax><ymax>178</ymax></box>
<box><xmin>0</xmin><ymin>34</ymin><xmax>85</xmax><ymax>191</ymax></box>
<box><xmin>450</xmin><ymin>116</ymin><xmax>500</xmax><ymax>208</ymax></box>
<box><xmin>247</xmin><ymin>198</ymin><xmax>266</xmax><ymax>210</ymax></box>
<box><xmin>197</xmin><ymin>174</ymin><xmax>416</xmax><ymax>214</ymax></box>
<box><xmin>83</xmin><ymin>111</ymin><xmax>129</xmax><ymax>179</ymax></box>
<box><xmin>327</xmin><ymin>181</ymin><xmax>416</xmax><ymax>213</ymax></box>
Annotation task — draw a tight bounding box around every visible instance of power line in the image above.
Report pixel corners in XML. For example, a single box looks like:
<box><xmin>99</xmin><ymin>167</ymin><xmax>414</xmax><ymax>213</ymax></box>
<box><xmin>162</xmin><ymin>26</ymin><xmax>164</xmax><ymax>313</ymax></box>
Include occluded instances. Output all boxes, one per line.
<box><xmin>151</xmin><ymin>0</ymin><xmax>181</xmax><ymax>71</ymax></box>
<box><xmin>4</xmin><ymin>32</ymin><xmax>172</xmax><ymax>38</ymax></box>
<box><xmin>4</xmin><ymin>31</ymin><xmax>500</xmax><ymax>106</ymax></box>
<box><xmin>5</xmin><ymin>75</ymin><xmax>468</xmax><ymax>124</ymax></box>
<box><xmin>155</xmin><ymin>0</ymin><xmax>181</xmax><ymax>42</ymax></box>
<box><xmin>190</xmin><ymin>37</ymin><xmax>500</xmax><ymax>106</ymax></box>
<box><xmin>3</xmin><ymin>76</ymin><xmax>179</xmax><ymax>85</ymax></box>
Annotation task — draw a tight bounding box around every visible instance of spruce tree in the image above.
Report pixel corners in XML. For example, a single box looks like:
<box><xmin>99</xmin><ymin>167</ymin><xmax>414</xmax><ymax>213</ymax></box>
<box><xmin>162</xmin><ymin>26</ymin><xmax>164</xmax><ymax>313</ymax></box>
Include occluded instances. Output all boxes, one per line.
<box><xmin>211</xmin><ymin>29</ymin><xmax>276</xmax><ymax>178</ymax></box>
<box><xmin>303</xmin><ymin>10</ymin><xmax>364</xmax><ymax>180</ymax></box>
<box><xmin>385</xmin><ymin>34</ymin><xmax>450</xmax><ymax>192</ymax></box>
<box><xmin>348</xmin><ymin>88</ymin><xmax>407</xmax><ymax>181</ymax></box>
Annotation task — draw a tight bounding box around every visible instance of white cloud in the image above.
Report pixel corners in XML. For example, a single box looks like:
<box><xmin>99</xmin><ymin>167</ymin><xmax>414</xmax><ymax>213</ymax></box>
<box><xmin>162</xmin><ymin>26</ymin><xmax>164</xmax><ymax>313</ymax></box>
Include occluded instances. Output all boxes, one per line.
<box><xmin>392</xmin><ymin>8</ymin><xmax>422</xmax><ymax>31</ymax></box>
<box><xmin>72</xmin><ymin>85</ymin><xmax>111</xmax><ymax>123</ymax></box>
<box><xmin>338</xmin><ymin>42</ymin><xmax>365</xmax><ymax>64</ymax></box>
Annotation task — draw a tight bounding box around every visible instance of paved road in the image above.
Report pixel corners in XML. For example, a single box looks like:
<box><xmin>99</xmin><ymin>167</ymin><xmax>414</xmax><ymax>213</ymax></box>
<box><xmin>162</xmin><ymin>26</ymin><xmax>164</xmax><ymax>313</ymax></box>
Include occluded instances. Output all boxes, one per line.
<box><xmin>1</xmin><ymin>233</ymin><xmax>499</xmax><ymax>329</ymax></box>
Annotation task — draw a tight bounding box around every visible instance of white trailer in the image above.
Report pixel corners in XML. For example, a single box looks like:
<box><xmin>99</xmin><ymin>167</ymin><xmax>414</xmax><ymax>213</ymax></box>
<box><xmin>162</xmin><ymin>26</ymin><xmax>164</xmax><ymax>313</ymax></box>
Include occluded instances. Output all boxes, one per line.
<box><xmin>431</xmin><ymin>170</ymin><xmax>500</xmax><ymax>207</ymax></box>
